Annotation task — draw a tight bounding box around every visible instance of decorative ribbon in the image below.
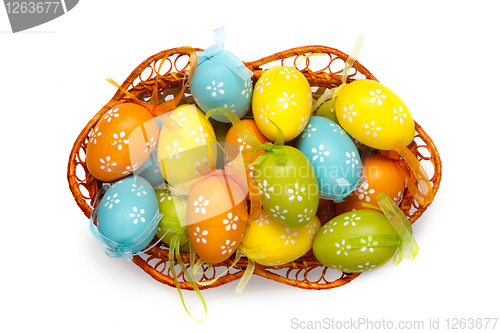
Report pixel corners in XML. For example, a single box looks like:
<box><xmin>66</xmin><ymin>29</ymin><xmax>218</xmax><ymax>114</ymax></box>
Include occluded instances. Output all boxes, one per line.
<box><xmin>312</xmin><ymin>33</ymin><xmax>366</xmax><ymax>113</ymax></box>
<box><xmin>377</xmin><ymin>192</ymin><xmax>419</xmax><ymax>264</ymax></box>
<box><xmin>346</xmin><ymin>192</ymin><xmax>418</xmax><ymax>266</ymax></box>
<box><xmin>196</xmin><ymin>27</ymin><xmax>253</xmax><ymax>81</ymax></box>
<box><xmin>234</xmin><ymin>244</ymin><xmax>267</xmax><ymax>294</ymax></box>
<box><xmin>192</xmin><ymin>248</ymin><xmax>244</xmax><ymax>287</ymax></box>
<box><xmin>89</xmin><ymin>185</ymin><xmax>164</xmax><ymax>262</ymax></box>
<box><xmin>168</xmin><ymin>233</ymin><xmax>207</xmax><ymax>321</ymax></box>
<box><xmin>387</xmin><ymin>146</ymin><xmax>434</xmax><ymax>207</ymax></box>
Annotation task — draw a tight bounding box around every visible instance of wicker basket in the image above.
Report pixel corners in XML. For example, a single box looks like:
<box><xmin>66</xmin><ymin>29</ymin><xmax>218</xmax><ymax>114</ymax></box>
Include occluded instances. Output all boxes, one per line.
<box><xmin>67</xmin><ymin>45</ymin><xmax>442</xmax><ymax>291</ymax></box>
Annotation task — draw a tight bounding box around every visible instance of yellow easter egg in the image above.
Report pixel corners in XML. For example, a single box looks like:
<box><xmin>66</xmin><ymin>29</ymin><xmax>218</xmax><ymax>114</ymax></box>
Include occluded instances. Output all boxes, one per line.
<box><xmin>240</xmin><ymin>209</ymin><xmax>321</xmax><ymax>266</ymax></box>
<box><xmin>252</xmin><ymin>66</ymin><xmax>312</xmax><ymax>142</ymax></box>
<box><xmin>157</xmin><ymin>104</ymin><xmax>217</xmax><ymax>187</ymax></box>
<box><xmin>335</xmin><ymin>80</ymin><xmax>415</xmax><ymax>150</ymax></box>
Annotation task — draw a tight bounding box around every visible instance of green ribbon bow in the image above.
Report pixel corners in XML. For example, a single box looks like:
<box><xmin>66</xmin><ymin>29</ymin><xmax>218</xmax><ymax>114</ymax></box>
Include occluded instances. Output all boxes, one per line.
<box><xmin>205</xmin><ymin>107</ymin><xmax>287</xmax><ymax>167</ymax></box>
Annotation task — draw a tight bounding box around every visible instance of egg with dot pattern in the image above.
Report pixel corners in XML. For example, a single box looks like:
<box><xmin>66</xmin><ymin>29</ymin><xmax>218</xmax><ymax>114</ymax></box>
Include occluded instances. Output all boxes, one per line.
<box><xmin>190</xmin><ymin>50</ymin><xmax>252</xmax><ymax>122</ymax></box>
<box><xmin>252</xmin><ymin>146</ymin><xmax>319</xmax><ymax>229</ymax></box>
<box><xmin>336</xmin><ymin>154</ymin><xmax>407</xmax><ymax>214</ymax></box>
<box><xmin>95</xmin><ymin>175</ymin><xmax>160</xmax><ymax>253</ymax></box>
<box><xmin>252</xmin><ymin>66</ymin><xmax>312</xmax><ymax>142</ymax></box>
<box><xmin>86</xmin><ymin>103</ymin><xmax>159</xmax><ymax>182</ymax></box>
<box><xmin>186</xmin><ymin>170</ymin><xmax>247</xmax><ymax>264</ymax></box>
<box><xmin>313</xmin><ymin>210</ymin><xmax>399</xmax><ymax>273</ymax></box>
<box><xmin>334</xmin><ymin>80</ymin><xmax>415</xmax><ymax>150</ymax></box>
<box><xmin>155</xmin><ymin>188</ymin><xmax>190</xmax><ymax>252</ymax></box>
<box><xmin>157</xmin><ymin>104</ymin><xmax>217</xmax><ymax>187</ymax></box>
<box><xmin>240</xmin><ymin>209</ymin><xmax>321</xmax><ymax>266</ymax></box>
<box><xmin>297</xmin><ymin>116</ymin><xmax>362</xmax><ymax>202</ymax></box>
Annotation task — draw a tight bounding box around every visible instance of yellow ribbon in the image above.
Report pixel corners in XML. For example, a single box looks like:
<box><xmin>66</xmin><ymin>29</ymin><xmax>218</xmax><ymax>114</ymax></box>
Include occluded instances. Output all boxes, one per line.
<box><xmin>234</xmin><ymin>244</ymin><xmax>267</xmax><ymax>294</ymax></box>
<box><xmin>348</xmin><ymin>192</ymin><xmax>418</xmax><ymax>266</ymax></box>
<box><xmin>192</xmin><ymin>248</ymin><xmax>244</xmax><ymax>286</ymax></box>
<box><xmin>168</xmin><ymin>233</ymin><xmax>207</xmax><ymax>321</ymax></box>
<box><xmin>312</xmin><ymin>33</ymin><xmax>366</xmax><ymax>114</ymax></box>
<box><xmin>376</xmin><ymin>192</ymin><xmax>419</xmax><ymax>265</ymax></box>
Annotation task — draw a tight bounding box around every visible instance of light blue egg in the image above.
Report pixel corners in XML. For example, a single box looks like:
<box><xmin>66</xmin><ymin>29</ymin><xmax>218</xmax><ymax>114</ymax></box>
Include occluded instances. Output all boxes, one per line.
<box><xmin>134</xmin><ymin>147</ymin><xmax>165</xmax><ymax>188</ymax></box>
<box><xmin>95</xmin><ymin>175</ymin><xmax>161</xmax><ymax>254</ymax></box>
<box><xmin>189</xmin><ymin>50</ymin><xmax>252</xmax><ymax>123</ymax></box>
<box><xmin>297</xmin><ymin>116</ymin><xmax>362</xmax><ymax>202</ymax></box>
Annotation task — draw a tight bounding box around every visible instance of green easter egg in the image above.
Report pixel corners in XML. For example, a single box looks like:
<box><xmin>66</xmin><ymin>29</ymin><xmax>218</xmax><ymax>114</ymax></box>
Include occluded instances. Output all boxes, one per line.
<box><xmin>313</xmin><ymin>210</ymin><xmax>398</xmax><ymax>272</ymax></box>
<box><xmin>155</xmin><ymin>189</ymin><xmax>191</xmax><ymax>252</ymax></box>
<box><xmin>315</xmin><ymin>101</ymin><xmax>339</xmax><ymax>124</ymax></box>
<box><xmin>253</xmin><ymin>145</ymin><xmax>319</xmax><ymax>228</ymax></box>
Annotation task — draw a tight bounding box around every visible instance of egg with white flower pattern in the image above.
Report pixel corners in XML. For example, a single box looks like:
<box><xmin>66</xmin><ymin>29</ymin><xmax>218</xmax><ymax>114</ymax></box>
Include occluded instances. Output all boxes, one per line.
<box><xmin>334</xmin><ymin>79</ymin><xmax>415</xmax><ymax>150</ymax></box>
<box><xmin>86</xmin><ymin>103</ymin><xmax>159</xmax><ymax>182</ymax></box>
<box><xmin>93</xmin><ymin>175</ymin><xmax>161</xmax><ymax>254</ymax></box>
<box><xmin>186</xmin><ymin>170</ymin><xmax>247</xmax><ymax>264</ymax></box>
<box><xmin>313</xmin><ymin>210</ymin><xmax>399</xmax><ymax>273</ymax></box>
<box><xmin>190</xmin><ymin>50</ymin><xmax>252</xmax><ymax>123</ymax></box>
<box><xmin>336</xmin><ymin>154</ymin><xmax>407</xmax><ymax>214</ymax></box>
<box><xmin>252</xmin><ymin>145</ymin><xmax>319</xmax><ymax>229</ymax></box>
<box><xmin>155</xmin><ymin>188</ymin><xmax>191</xmax><ymax>252</ymax></box>
<box><xmin>240</xmin><ymin>209</ymin><xmax>321</xmax><ymax>266</ymax></box>
<box><xmin>297</xmin><ymin>116</ymin><xmax>362</xmax><ymax>202</ymax></box>
<box><xmin>157</xmin><ymin>104</ymin><xmax>218</xmax><ymax>187</ymax></box>
<box><xmin>252</xmin><ymin>66</ymin><xmax>312</xmax><ymax>142</ymax></box>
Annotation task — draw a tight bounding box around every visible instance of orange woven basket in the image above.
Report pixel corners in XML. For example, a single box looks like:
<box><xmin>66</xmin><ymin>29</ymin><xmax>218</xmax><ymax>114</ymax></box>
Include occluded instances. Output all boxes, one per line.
<box><xmin>67</xmin><ymin>45</ymin><xmax>442</xmax><ymax>291</ymax></box>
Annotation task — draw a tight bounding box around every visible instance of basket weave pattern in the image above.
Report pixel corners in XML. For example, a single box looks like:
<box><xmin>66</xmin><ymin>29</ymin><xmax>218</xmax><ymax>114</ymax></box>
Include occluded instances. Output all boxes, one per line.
<box><xmin>67</xmin><ymin>46</ymin><xmax>442</xmax><ymax>290</ymax></box>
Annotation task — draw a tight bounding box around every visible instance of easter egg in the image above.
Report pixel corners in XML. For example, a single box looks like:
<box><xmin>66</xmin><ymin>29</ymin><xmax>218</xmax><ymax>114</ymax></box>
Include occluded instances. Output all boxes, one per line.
<box><xmin>241</xmin><ymin>210</ymin><xmax>321</xmax><ymax>266</ymax></box>
<box><xmin>186</xmin><ymin>170</ymin><xmax>247</xmax><ymax>264</ymax></box>
<box><xmin>157</xmin><ymin>104</ymin><xmax>218</xmax><ymax>187</ymax></box>
<box><xmin>313</xmin><ymin>210</ymin><xmax>399</xmax><ymax>273</ymax></box>
<box><xmin>315</xmin><ymin>101</ymin><xmax>339</xmax><ymax>124</ymax></box>
<box><xmin>336</xmin><ymin>155</ymin><xmax>407</xmax><ymax>214</ymax></box>
<box><xmin>252</xmin><ymin>66</ymin><xmax>312</xmax><ymax>142</ymax></box>
<box><xmin>155</xmin><ymin>188</ymin><xmax>190</xmax><ymax>252</ymax></box>
<box><xmin>317</xmin><ymin>198</ymin><xmax>336</xmax><ymax>225</ymax></box>
<box><xmin>190</xmin><ymin>50</ymin><xmax>252</xmax><ymax>122</ymax></box>
<box><xmin>93</xmin><ymin>175</ymin><xmax>161</xmax><ymax>255</ymax></box>
<box><xmin>335</xmin><ymin>79</ymin><xmax>415</xmax><ymax>150</ymax></box>
<box><xmin>224</xmin><ymin>119</ymin><xmax>269</xmax><ymax>163</ymax></box>
<box><xmin>252</xmin><ymin>145</ymin><xmax>319</xmax><ymax>229</ymax></box>
<box><xmin>297</xmin><ymin>116</ymin><xmax>362</xmax><ymax>202</ymax></box>
<box><xmin>135</xmin><ymin>146</ymin><xmax>165</xmax><ymax>188</ymax></box>
<box><xmin>86</xmin><ymin>103</ymin><xmax>159</xmax><ymax>182</ymax></box>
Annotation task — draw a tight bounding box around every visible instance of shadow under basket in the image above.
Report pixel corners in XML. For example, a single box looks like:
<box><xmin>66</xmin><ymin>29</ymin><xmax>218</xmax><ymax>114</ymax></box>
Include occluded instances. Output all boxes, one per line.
<box><xmin>67</xmin><ymin>45</ymin><xmax>442</xmax><ymax>291</ymax></box>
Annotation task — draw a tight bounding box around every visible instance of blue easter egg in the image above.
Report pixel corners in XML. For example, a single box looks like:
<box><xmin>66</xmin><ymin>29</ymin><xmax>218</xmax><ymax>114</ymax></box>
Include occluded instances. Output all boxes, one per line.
<box><xmin>134</xmin><ymin>147</ymin><xmax>165</xmax><ymax>188</ymax></box>
<box><xmin>297</xmin><ymin>116</ymin><xmax>362</xmax><ymax>201</ymax></box>
<box><xmin>189</xmin><ymin>50</ymin><xmax>252</xmax><ymax>123</ymax></box>
<box><xmin>95</xmin><ymin>175</ymin><xmax>161</xmax><ymax>253</ymax></box>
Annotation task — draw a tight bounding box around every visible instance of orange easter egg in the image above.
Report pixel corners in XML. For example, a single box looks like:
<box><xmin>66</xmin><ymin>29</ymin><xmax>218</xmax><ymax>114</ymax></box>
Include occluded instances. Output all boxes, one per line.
<box><xmin>86</xmin><ymin>103</ymin><xmax>159</xmax><ymax>182</ymax></box>
<box><xmin>336</xmin><ymin>154</ymin><xmax>406</xmax><ymax>214</ymax></box>
<box><xmin>224</xmin><ymin>119</ymin><xmax>270</xmax><ymax>164</ymax></box>
<box><xmin>317</xmin><ymin>198</ymin><xmax>336</xmax><ymax>225</ymax></box>
<box><xmin>186</xmin><ymin>170</ymin><xmax>248</xmax><ymax>264</ymax></box>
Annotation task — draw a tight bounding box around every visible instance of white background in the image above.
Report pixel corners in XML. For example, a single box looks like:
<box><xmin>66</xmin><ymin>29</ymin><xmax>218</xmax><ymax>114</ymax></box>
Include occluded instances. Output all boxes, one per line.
<box><xmin>1</xmin><ymin>1</ymin><xmax>499</xmax><ymax>332</ymax></box>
